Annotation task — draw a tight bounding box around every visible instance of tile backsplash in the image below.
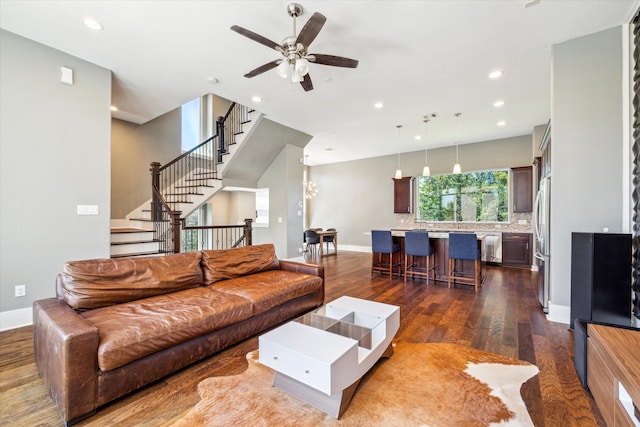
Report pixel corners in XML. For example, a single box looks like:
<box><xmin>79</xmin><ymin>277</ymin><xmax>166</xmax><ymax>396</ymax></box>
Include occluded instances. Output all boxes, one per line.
<box><xmin>395</xmin><ymin>211</ymin><xmax>533</xmax><ymax>233</ymax></box>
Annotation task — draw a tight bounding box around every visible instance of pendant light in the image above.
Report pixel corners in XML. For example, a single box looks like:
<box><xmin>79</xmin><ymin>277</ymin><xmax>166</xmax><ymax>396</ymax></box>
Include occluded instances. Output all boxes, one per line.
<box><xmin>422</xmin><ymin>117</ymin><xmax>431</xmax><ymax>176</ymax></box>
<box><xmin>452</xmin><ymin>113</ymin><xmax>462</xmax><ymax>174</ymax></box>
<box><xmin>395</xmin><ymin>125</ymin><xmax>402</xmax><ymax>179</ymax></box>
<box><xmin>303</xmin><ymin>155</ymin><xmax>317</xmax><ymax>199</ymax></box>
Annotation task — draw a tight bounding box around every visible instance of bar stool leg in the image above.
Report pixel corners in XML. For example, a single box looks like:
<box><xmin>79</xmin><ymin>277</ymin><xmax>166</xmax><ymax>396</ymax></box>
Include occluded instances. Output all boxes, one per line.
<box><xmin>404</xmin><ymin>254</ymin><xmax>408</xmax><ymax>283</ymax></box>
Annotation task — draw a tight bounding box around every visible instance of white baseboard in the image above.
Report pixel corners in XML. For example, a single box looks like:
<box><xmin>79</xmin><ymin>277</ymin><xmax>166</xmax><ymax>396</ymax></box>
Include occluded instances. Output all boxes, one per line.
<box><xmin>338</xmin><ymin>245</ymin><xmax>370</xmax><ymax>253</ymax></box>
<box><xmin>0</xmin><ymin>307</ymin><xmax>32</xmax><ymax>331</ymax></box>
<box><xmin>546</xmin><ymin>302</ymin><xmax>570</xmax><ymax>325</ymax></box>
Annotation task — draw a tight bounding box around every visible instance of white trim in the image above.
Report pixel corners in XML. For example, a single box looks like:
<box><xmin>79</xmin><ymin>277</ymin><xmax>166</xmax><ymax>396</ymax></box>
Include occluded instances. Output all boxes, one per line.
<box><xmin>546</xmin><ymin>302</ymin><xmax>570</xmax><ymax>325</ymax></box>
<box><xmin>338</xmin><ymin>245</ymin><xmax>370</xmax><ymax>253</ymax></box>
<box><xmin>0</xmin><ymin>307</ymin><xmax>32</xmax><ymax>331</ymax></box>
<box><xmin>622</xmin><ymin>23</ymin><xmax>631</xmax><ymax>233</ymax></box>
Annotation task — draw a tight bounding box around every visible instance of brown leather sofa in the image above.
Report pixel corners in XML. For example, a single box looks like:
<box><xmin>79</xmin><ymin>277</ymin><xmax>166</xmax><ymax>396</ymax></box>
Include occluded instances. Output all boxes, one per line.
<box><xmin>33</xmin><ymin>244</ymin><xmax>324</xmax><ymax>426</ymax></box>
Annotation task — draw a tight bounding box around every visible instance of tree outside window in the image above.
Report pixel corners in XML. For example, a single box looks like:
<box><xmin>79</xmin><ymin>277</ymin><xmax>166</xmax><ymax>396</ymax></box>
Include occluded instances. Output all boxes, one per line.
<box><xmin>417</xmin><ymin>170</ymin><xmax>508</xmax><ymax>223</ymax></box>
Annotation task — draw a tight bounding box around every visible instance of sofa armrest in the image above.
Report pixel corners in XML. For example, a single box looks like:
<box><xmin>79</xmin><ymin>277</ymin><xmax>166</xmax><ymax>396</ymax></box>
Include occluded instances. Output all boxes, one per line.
<box><xmin>33</xmin><ymin>298</ymin><xmax>99</xmax><ymax>425</ymax></box>
<box><xmin>279</xmin><ymin>260</ymin><xmax>325</xmax><ymax>304</ymax></box>
<box><xmin>279</xmin><ymin>260</ymin><xmax>324</xmax><ymax>281</ymax></box>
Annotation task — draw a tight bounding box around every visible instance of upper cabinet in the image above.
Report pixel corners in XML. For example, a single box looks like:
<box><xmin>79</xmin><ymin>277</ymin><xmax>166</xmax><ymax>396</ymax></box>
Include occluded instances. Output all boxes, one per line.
<box><xmin>393</xmin><ymin>177</ymin><xmax>414</xmax><ymax>214</ymax></box>
<box><xmin>512</xmin><ymin>166</ymin><xmax>532</xmax><ymax>213</ymax></box>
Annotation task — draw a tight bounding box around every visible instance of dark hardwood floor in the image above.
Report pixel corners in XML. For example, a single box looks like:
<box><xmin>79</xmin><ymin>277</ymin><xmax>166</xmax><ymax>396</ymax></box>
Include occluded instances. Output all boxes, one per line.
<box><xmin>0</xmin><ymin>251</ymin><xmax>604</xmax><ymax>426</ymax></box>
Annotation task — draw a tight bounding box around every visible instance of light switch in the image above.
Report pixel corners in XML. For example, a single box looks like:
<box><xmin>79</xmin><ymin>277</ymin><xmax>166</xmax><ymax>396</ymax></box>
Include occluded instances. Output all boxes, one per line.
<box><xmin>77</xmin><ymin>205</ymin><xmax>99</xmax><ymax>215</ymax></box>
<box><xmin>61</xmin><ymin>66</ymin><xmax>74</xmax><ymax>85</ymax></box>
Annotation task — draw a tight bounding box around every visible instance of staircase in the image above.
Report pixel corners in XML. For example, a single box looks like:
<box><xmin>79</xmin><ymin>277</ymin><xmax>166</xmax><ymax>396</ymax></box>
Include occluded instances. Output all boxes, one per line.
<box><xmin>110</xmin><ymin>104</ymin><xmax>262</xmax><ymax>258</ymax></box>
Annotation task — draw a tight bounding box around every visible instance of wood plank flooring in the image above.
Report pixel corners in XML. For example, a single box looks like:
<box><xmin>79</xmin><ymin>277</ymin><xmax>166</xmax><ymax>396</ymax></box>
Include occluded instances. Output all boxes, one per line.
<box><xmin>0</xmin><ymin>251</ymin><xmax>604</xmax><ymax>426</ymax></box>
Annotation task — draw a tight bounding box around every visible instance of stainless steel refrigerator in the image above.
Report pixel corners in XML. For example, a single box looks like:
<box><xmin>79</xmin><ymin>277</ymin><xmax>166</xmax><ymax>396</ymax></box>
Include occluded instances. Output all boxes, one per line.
<box><xmin>533</xmin><ymin>175</ymin><xmax>550</xmax><ymax>313</ymax></box>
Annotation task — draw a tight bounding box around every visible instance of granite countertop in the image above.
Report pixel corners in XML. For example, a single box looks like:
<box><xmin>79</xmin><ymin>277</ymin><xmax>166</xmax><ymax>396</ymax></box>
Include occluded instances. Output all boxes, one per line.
<box><xmin>390</xmin><ymin>229</ymin><xmax>487</xmax><ymax>239</ymax></box>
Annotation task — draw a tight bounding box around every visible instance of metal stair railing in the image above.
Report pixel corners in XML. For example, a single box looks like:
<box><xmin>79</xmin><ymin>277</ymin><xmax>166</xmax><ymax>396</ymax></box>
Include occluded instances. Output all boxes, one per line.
<box><xmin>150</xmin><ymin>102</ymin><xmax>253</xmax><ymax>254</ymax></box>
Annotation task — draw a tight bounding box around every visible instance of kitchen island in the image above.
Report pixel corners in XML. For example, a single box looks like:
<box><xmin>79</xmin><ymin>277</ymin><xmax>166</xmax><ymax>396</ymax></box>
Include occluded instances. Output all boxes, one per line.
<box><xmin>389</xmin><ymin>229</ymin><xmax>484</xmax><ymax>284</ymax></box>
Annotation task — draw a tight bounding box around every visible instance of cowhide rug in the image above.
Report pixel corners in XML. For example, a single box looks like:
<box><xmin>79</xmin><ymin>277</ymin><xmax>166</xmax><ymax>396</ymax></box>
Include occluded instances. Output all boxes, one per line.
<box><xmin>171</xmin><ymin>342</ymin><xmax>539</xmax><ymax>427</ymax></box>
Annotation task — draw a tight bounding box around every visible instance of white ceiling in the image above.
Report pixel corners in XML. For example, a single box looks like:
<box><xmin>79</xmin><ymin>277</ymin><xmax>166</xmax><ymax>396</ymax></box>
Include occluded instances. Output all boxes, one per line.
<box><xmin>1</xmin><ymin>0</ymin><xmax>636</xmax><ymax>165</ymax></box>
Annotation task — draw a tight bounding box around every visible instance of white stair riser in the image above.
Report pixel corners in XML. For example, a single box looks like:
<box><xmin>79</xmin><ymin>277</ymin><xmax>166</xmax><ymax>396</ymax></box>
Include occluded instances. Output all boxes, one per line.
<box><xmin>110</xmin><ymin>241</ymin><xmax>160</xmax><ymax>256</ymax></box>
<box><xmin>110</xmin><ymin>232</ymin><xmax>155</xmax><ymax>243</ymax></box>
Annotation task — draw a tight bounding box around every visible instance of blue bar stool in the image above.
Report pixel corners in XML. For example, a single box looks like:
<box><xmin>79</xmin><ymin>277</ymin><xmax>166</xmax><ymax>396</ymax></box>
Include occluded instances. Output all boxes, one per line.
<box><xmin>371</xmin><ymin>230</ymin><xmax>401</xmax><ymax>279</ymax></box>
<box><xmin>404</xmin><ymin>231</ymin><xmax>435</xmax><ymax>284</ymax></box>
<box><xmin>448</xmin><ymin>232</ymin><xmax>482</xmax><ymax>292</ymax></box>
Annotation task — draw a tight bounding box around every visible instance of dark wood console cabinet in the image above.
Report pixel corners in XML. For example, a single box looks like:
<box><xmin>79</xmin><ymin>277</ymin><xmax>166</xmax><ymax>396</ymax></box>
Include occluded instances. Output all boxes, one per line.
<box><xmin>393</xmin><ymin>177</ymin><xmax>414</xmax><ymax>214</ymax></box>
<box><xmin>502</xmin><ymin>232</ymin><xmax>532</xmax><ymax>268</ymax></box>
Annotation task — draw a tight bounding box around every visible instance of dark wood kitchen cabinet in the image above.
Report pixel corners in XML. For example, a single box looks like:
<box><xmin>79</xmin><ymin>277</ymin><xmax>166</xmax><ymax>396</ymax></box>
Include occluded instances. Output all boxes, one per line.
<box><xmin>512</xmin><ymin>166</ymin><xmax>533</xmax><ymax>213</ymax></box>
<box><xmin>393</xmin><ymin>177</ymin><xmax>414</xmax><ymax>214</ymax></box>
<box><xmin>502</xmin><ymin>232</ymin><xmax>532</xmax><ymax>268</ymax></box>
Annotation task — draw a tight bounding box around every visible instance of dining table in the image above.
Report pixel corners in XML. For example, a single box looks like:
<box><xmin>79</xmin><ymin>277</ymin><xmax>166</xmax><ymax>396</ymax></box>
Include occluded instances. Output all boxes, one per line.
<box><xmin>316</xmin><ymin>230</ymin><xmax>338</xmax><ymax>257</ymax></box>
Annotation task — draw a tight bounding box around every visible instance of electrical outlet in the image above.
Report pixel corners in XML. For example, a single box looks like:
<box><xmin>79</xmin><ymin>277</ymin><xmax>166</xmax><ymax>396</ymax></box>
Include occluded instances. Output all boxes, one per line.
<box><xmin>15</xmin><ymin>285</ymin><xmax>26</xmax><ymax>297</ymax></box>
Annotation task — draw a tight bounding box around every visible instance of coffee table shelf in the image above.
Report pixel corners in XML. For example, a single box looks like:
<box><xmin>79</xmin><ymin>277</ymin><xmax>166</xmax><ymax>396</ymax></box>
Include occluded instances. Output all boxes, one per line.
<box><xmin>259</xmin><ymin>296</ymin><xmax>399</xmax><ymax>418</ymax></box>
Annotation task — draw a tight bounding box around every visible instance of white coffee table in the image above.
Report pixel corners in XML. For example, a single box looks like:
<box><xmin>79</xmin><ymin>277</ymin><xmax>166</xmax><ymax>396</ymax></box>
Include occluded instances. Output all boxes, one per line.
<box><xmin>258</xmin><ymin>296</ymin><xmax>400</xmax><ymax>418</ymax></box>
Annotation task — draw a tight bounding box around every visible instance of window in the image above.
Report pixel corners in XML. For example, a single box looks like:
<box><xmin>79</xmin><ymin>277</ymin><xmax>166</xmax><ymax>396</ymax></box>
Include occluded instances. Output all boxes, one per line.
<box><xmin>417</xmin><ymin>170</ymin><xmax>509</xmax><ymax>223</ymax></box>
<box><xmin>181</xmin><ymin>97</ymin><xmax>201</xmax><ymax>152</ymax></box>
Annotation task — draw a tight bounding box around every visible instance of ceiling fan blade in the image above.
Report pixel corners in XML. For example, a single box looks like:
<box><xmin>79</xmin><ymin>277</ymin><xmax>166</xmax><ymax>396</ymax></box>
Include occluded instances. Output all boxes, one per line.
<box><xmin>231</xmin><ymin>25</ymin><xmax>281</xmax><ymax>51</ymax></box>
<box><xmin>296</xmin><ymin>12</ymin><xmax>326</xmax><ymax>47</ymax></box>
<box><xmin>310</xmin><ymin>54</ymin><xmax>359</xmax><ymax>68</ymax></box>
<box><xmin>300</xmin><ymin>74</ymin><xmax>313</xmax><ymax>92</ymax></box>
<box><xmin>244</xmin><ymin>60</ymin><xmax>280</xmax><ymax>78</ymax></box>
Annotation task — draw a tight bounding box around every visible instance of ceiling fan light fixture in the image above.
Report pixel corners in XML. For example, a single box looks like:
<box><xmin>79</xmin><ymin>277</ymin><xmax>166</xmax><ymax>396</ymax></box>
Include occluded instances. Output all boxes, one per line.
<box><xmin>291</xmin><ymin>70</ymin><xmax>304</xmax><ymax>83</ymax></box>
<box><xmin>295</xmin><ymin>58</ymin><xmax>309</xmax><ymax>76</ymax></box>
<box><xmin>276</xmin><ymin>60</ymin><xmax>290</xmax><ymax>78</ymax></box>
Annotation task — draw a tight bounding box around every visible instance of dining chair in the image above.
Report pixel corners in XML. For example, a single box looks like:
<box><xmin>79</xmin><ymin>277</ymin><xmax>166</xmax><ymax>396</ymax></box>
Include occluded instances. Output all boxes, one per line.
<box><xmin>304</xmin><ymin>229</ymin><xmax>320</xmax><ymax>256</ymax></box>
<box><xmin>404</xmin><ymin>231</ymin><xmax>435</xmax><ymax>284</ymax></box>
<box><xmin>371</xmin><ymin>230</ymin><xmax>401</xmax><ymax>279</ymax></box>
<box><xmin>448</xmin><ymin>232</ymin><xmax>482</xmax><ymax>292</ymax></box>
<box><xmin>324</xmin><ymin>227</ymin><xmax>336</xmax><ymax>253</ymax></box>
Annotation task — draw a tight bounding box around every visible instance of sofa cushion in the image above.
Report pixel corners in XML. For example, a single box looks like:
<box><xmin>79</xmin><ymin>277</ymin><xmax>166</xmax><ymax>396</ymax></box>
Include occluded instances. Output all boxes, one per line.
<box><xmin>208</xmin><ymin>270</ymin><xmax>323</xmax><ymax>315</ymax></box>
<box><xmin>81</xmin><ymin>287</ymin><xmax>253</xmax><ymax>371</ymax></box>
<box><xmin>60</xmin><ymin>252</ymin><xmax>204</xmax><ymax>310</ymax></box>
<box><xmin>201</xmin><ymin>244</ymin><xmax>279</xmax><ymax>285</ymax></box>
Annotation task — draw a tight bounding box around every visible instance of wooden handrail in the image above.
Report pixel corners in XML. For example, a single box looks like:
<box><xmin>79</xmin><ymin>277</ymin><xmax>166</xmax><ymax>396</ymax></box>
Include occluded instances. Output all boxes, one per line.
<box><xmin>149</xmin><ymin>101</ymin><xmax>253</xmax><ymax>254</ymax></box>
<box><xmin>159</xmin><ymin>135</ymin><xmax>217</xmax><ymax>173</ymax></box>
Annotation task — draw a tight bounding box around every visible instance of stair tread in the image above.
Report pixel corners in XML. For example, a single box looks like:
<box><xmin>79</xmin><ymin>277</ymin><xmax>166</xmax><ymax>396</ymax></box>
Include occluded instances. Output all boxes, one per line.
<box><xmin>111</xmin><ymin>250</ymin><xmax>167</xmax><ymax>259</ymax></box>
<box><xmin>111</xmin><ymin>228</ymin><xmax>153</xmax><ymax>233</ymax></box>
<box><xmin>111</xmin><ymin>239</ymin><xmax>159</xmax><ymax>246</ymax></box>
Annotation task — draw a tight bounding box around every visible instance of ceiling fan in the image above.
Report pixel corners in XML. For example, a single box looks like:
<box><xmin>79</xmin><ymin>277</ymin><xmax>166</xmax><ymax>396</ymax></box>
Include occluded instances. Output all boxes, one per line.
<box><xmin>230</xmin><ymin>3</ymin><xmax>359</xmax><ymax>92</ymax></box>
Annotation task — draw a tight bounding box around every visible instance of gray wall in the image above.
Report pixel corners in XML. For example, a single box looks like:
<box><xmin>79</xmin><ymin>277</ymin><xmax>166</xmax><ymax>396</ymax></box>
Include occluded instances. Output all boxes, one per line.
<box><xmin>111</xmin><ymin>111</ymin><xmax>181</xmax><ymax>219</ymax></box>
<box><xmin>0</xmin><ymin>30</ymin><xmax>111</xmax><ymax>319</ymax></box>
<box><xmin>207</xmin><ymin>190</ymin><xmax>256</xmax><ymax>225</ymax></box>
<box><xmin>550</xmin><ymin>26</ymin><xmax>625</xmax><ymax>312</ymax></box>
<box><xmin>309</xmin><ymin>134</ymin><xmax>534</xmax><ymax>247</ymax></box>
<box><xmin>254</xmin><ymin>145</ymin><xmax>304</xmax><ymax>259</ymax></box>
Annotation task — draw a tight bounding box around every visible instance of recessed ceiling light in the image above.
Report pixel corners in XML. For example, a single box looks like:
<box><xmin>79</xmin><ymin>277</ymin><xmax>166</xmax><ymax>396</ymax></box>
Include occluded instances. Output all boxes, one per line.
<box><xmin>497</xmin><ymin>120</ymin><xmax>506</xmax><ymax>126</ymax></box>
<box><xmin>83</xmin><ymin>18</ymin><xmax>103</xmax><ymax>31</ymax></box>
<box><xmin>374</xmin><ymin>102</ymin><xmax>384</xmax><ymax>109</ymax></box>
<box><xmin>110</xmin><ymin>106</ymin><xmax>118</xmax><ymax>112</ymax></box>
<box><xmin>415</xmin><ymin>135</ymin><xmax>422</xmax><ymax>140</ymax></box>
<box><xmin>493</xmin><ymin>100</ymin><xmax>505</xmax><ymax>107</ymax></box>
<box><xmin>251</xmin><ymin>96</ymin><xmax>262</xmax><ymax>103</ymax></box>
<box><xmin>325</xmin><ymin>148</ymin><xmax>335</xmax><ymax>151</ymax></box>
<box><xmin>206</xmin><ymin>76</ymin><xmax>219</xmax><ymax>84</ymax></box>
<box><xmin>489</xmin><ymin>70</ymin><xmax>503</xmax><ymax>79</ymax></box>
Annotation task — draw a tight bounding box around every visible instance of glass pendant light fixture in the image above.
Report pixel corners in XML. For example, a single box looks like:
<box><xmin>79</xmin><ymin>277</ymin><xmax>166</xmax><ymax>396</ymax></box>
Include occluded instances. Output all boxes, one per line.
<box><xmin>303</xmin><ymin>155</ymin><xmax>317</xmax><ymax>199</ymax></box>
<box><xmin>452</xmin><ymin>113</ymin><xmax>462</xmax><ymax>174</ymax></box>
<box><xmin>395</xmin><ymin>125</ymin><xmax>402</xmax><ymax>179</ymax></box>
<box><xmin>422</xmin><ymin>117</ymin><xmax>431</xmax><ymax>176</ymax></box>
